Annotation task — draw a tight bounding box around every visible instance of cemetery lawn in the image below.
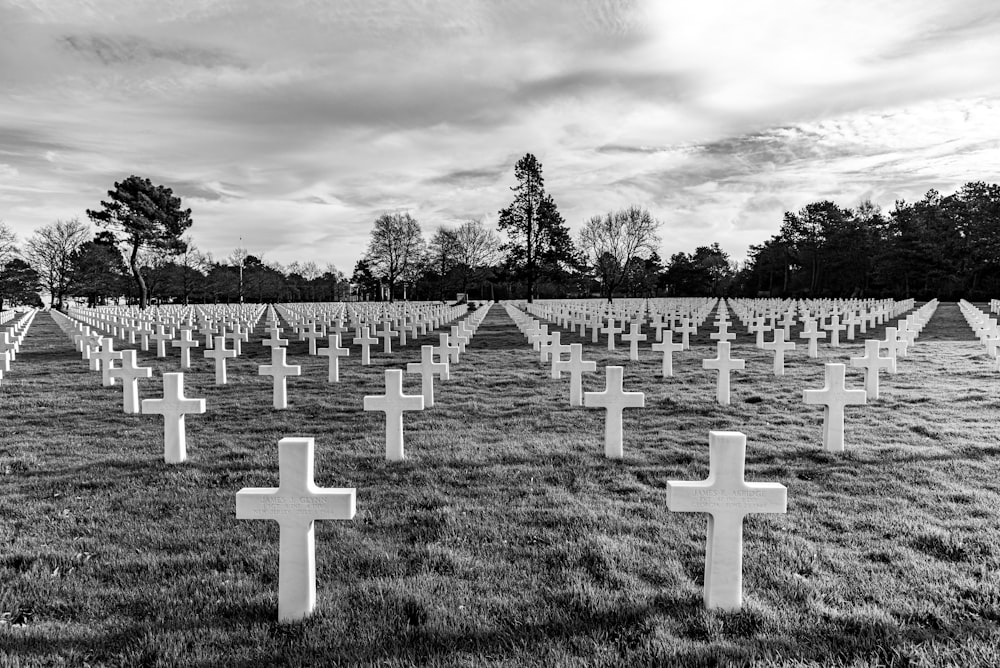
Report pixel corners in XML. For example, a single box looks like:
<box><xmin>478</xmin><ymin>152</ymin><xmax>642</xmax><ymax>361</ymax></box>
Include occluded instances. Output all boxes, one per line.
<box><xmin>3</xmin><ymin>304</ymin><xmax>1000</xmax><ymax>667</ymax></box>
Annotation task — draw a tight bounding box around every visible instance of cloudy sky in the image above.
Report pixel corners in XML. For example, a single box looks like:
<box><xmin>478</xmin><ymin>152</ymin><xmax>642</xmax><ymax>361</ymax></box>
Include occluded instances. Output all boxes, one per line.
<box><xmin>2</xmin><ymin>0</ymin><xmax>999</xmax><ymax>271</ymax></box>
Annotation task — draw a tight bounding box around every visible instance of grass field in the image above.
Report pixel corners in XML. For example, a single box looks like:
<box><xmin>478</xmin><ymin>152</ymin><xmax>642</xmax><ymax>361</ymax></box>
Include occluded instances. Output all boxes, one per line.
<box><xmin>2</xmin><ymin>301</ymin><xmax>1000</xmax><ymax>667</ymax></box>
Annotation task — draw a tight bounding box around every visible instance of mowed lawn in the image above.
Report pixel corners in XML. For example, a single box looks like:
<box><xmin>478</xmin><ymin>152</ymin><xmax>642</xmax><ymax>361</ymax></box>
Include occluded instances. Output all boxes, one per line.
<box><xmin>2</xmin><ymin>302</ymin><xmax>1000</xmax><ymax>667</ymax></box>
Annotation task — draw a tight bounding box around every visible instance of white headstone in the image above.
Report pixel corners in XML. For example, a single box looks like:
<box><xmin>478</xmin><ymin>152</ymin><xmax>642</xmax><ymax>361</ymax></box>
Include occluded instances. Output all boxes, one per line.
<box><xmin>259</xmin><ymin>347</ymin><xmax>302</xmax><ymax>409</ymax></box>
<box><xmin>363</xmin><ymin>369</ymin><xmax>425</xmax><ymax>461</ymax></box>
<box><xmin>584</xmin><ymin>366</ymin><xmax>644</xmax><ymax>459</ymax></box>
<box><xmin>317</xmin><ymin>334</ymin><xmax>350</xmax><ymax>383</ymax></box>
<box><xmin>849</xmin><ymin>339</ymin><xmax>894</xmax><ymax>400</ymax></box>
<box><xmin>141</xmin><ymin>372</ymin><xmax>206</xmax><ymax>463</ymax></box>
<box><xmin>702</xmin><ymin>341</ymin><xmax>745</xmax><ymax>405</ymax></box>
<box><xmin>204</xmin><ymin>335</ymin><xmax>236</xmax><ymax>385</ymax></box>
<box><xmin>406</xmin><ymin>345</ymin><xmax>448</xmax><ymax>408</ymax></box>
<box><xmin>650</xmin><ymin>331</ymin><xmax>684</xmax><ymax>378</ymax></box>
<box><xmin>236</xmin><ymin>437</ymin><xmax>356</xmax><ymax>622</ymax></box>
<box><xmin>803</xmin><ymin>363</ymin><xmax>867</xmax><ymax>452</ymax></box>
<box><xmin>107</xmin><ymin>349</ymin><xmax>152</xmax><ymax>414</ymax></box>
<box><xmin>761</xmin><ymin>330</ymin><xmax>795</xmax><ymax>376</ymax></box>
<box><xmin>552</xmin><ymin>343</ymin><xmax>596</xmax><ymax>406</ymax></box>
<box><xmin>667</xmin><ymin>431</ymin><xmax>787</xmax><ymax>610</ymax></box>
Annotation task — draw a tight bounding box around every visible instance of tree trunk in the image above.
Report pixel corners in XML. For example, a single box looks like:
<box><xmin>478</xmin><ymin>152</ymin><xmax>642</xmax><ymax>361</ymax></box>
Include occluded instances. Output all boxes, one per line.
<box><xmin>128</xmin><ymin>239</ymin><xmax>148</xmax><ymax>310</ymax></box>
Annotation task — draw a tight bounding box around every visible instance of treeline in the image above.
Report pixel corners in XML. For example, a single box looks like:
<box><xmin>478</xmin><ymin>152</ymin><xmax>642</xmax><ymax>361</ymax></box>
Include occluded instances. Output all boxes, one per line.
<box><xmin>2</xmin><ymin>165</ymin><xmax>998</xmax><ymax>309</ymax></box>
<box><xmin>738</xmin><ymin>182</ymin><xmax>1000</xmax><ymax>300</ymax></box>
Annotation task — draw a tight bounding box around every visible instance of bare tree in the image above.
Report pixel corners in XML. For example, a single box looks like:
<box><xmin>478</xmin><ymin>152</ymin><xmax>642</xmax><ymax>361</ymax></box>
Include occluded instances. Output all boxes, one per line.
<box><xmin>228</xmin><ymin>247</ymin><xmax>249</xmax><ymax>303</ymax></box>
<box><xmin>23</xmin><ymin>218</ymin><xmax>90</xmax><ymax>309</ymax></box>
<box><xmin>579</xmin><ymin>206</ymin><xmax>661</xmax><ymax>302</ymax></box>
<box><xmin>454</xmin><ymin>220</ymin><xmax>500</xmax><ymax>297</ymax></box>
<box><xmin>364</xmin><ymin>212</ymin><xmax>426</xmax><ymax>302</ymax></box>
<box><xmin>0</xmin><ymin>220</ymin><xmax>17</xmax><ymax>269</ymax></box>
<box><xmin>175</xmin><ymin>236</ymin><xmax>211</xmax><ymax>305</ymax></box>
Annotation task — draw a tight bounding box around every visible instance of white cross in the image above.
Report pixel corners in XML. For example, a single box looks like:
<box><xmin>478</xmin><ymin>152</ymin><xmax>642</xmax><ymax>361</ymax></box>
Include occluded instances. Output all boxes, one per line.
<box><xmin>650</xmin><ymin>331</ymin><xmax>685</xmax><ymax>378</ymax></box>
<box><xmin>259</xmin><ymin>347</ymin><xmax>301</xmax><ymax>409</ymax></box>
<box><xmin>318</xmin><ymin>334</ymin><xmax>350</xmax><ymax>383</ymax></box>
<box><xmin>881</xmin><ymin>326</ymin><xmax>907</xmax><ymax>369</ymax></box>
<box><xmin>761</xmin><ymin>330</ymin><xmax>795</xmax><ymax>376</ymax></box>
<box><xmin>620</xmin><ymin>323</ymin><xmax>647</xmax><ymax>361</ymax></box>
<box><xmin>150</xmin><ymin>325</ymin><xmax>173</xmax><ymax>357</ymax></box>
<box><xmin>171</xmin><ymin>328</ymin><xmax>200</xmax><ymax>370</ymax></box>
<box><xmin>702</xmin><ymin>341</ymin><xmax>745</xmax><ymax>405</ymax></box>
<box><xmin>204</xmin><ymin>335</ymin><xmax>237</xmax><ymax>385</ymax></box>
<box><xmin>527</xmin><ymin>324</ymin><xmax>549</xmax><ymax>351</ymax></box>
<box><xmin>141</xmin><ymin>372</ymin><xmax>206</xmax><ymax>463</ymax></box>
<box><xmin>363</xmin><ymin>368</ymin><xmax>425</xmax><ymax>461</ymax></box>
<box><xmin>552</xmin><ymin>343</ymin><xmax>596</xmax><ymax>406</ymax></box>
<box><xmin>601</xmin><ymin>319</ymin><xmax>622</xmax><ymax>351</ymax></box>
<box><xmin>302</xmin><ymin>321</ymin><xmax>325</xmax><ymax>355</ymax></box>
<box><xmin>675</xmin><ymin>319</ymin><xmax>697</xmax><ymax>350</ymax></box>
<box><xmin>406</xmin><ymin>345</ymin><xmax>449</xmax><ymax>408</ymax></box>
<box><xmin>225</xmin><ymin>324</ymin><xmax>246</xmax><ymax>356</ymax></box>
<box><xmin>825</xmin><ymin>315</ymin><xmax>846</xmax><ymax>347</ymax></box>
<box><xmin>667</xmin><ymin>431</ymin><xmax>787</xmax><ymax>611</ymax></box>
<box><xmin>235</xmin><ymin>437</ymin><xmax>355</xmax><ymax>622</ymax></box>
<box><xmin>435</xmin><ymin>333</ymin><xmax>460</xmax><ymax>364</ymax></box>
<box><xmin>849</xmin><ymin>339</ymin><xmax>894</xmax><ymax>400</ymax></box>
<box><xmin>263</xmin><ymin>327</ymin><xmax>289</xmax><ymax>351</ymax></box>
<box><xmin>803</xmin><ymin>363</ymin><xmax>867</xmax><ymax>452</ymax></box>
<box><xmin>107</xmin><ymin>349</ymin><xmax>152</xmax><ymax>413</ymax></box>
<box><xmin>584</xmin><ymin>366</ymin><xmax>644</xmax><ymax>459</ymax></box>
<box><xmin>798</xmin><ymin>320</ymin><xmax>826</xmax><ymax>358</ymax></box>
<box><xmin>93</xmin><ymin>338</ymin><xmax>123</xmax><ymax>387</ymax></box>
<box><xmin>353</xmin><ymin>326</ymin><xmax>378</xmax><ymax>365</ymax></box>
<box><xmin>747</xmin><ymin>318</ymin><xmax>766</xmax><ymax>348</ymax></box>
<box><xmin>709</xmin><ymin>320</ymin><xmax>735</xmax><ymax>343</ymax></box>
<box><xmin>377</xmin><ymin>321</ymin><xmax>398</xmax><ymax>354</ymax></box>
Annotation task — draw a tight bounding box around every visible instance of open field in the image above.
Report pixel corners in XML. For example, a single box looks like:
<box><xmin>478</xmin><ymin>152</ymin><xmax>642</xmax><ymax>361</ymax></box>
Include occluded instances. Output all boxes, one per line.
<box><xmin>2</xmin><ymin>302</ymin><xmax>1000</xmax><ymax>667</ymax></box>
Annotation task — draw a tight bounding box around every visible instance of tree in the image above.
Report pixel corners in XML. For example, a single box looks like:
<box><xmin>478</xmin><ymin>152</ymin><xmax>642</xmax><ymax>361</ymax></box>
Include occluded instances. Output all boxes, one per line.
<box><xmin>351</xmin><ymin>258</ymin><xmax>380</xmax><ymax>301</ymax></box>
<box><xmin>497</xmin><ymin>153</ymin><xmax>577</xmax><ymax>302</ymax></box>
<box><xmin>23</xmin><ymin>218</ymin><xmax>90</xmax><ymax>309</ymax></box>
<box><xmin>86</xmin><ymin>175</ymin><xmax>193</xmax><ymax>309</ymax></box>
<box><xmin>454</xmin><ymin>220</ymin><xmax>501</xmax><ymax>298</ymax></box>
<box><xmin>0</xmin><ymin>259</ymin><xmax>41</xmax><ymax>309</ymax></box>
<box><xmin>0</xmin><ymin>220</ymin><xmax>17</xmax><ymax>270</ymax></box>
<box><xmin>364</xmin><ymin>212</ymin><xmax>426</xmax><ymax>302</ymax></box>
<box><xmin>69</xmin><ymin>232</ymin><xmax>128</xmax><ymax>306</ymax></box>
<box><xmin>578</xmin><ymin>206</ymin><xmax>661</xmax><ymax>302</ymax></box>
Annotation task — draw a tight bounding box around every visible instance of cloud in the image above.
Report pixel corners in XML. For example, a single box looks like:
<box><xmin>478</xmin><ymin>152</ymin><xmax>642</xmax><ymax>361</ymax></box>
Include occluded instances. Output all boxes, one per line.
<box><xmin>1</xmin><ymin>0</ymin><xmax>999</xmax><ymax>270</ymax></box>
<box><xmin>59</xmin><ymin>33</ymin><xmax>242</xmax><ymax>69</ymax></box>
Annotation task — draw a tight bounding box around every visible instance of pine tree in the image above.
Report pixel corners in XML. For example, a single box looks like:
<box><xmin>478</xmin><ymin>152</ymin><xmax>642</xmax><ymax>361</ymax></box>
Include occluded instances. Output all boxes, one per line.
<box><xmin>497</xmin><ymin>153</ymin><xmax>576</xmax><ymax>302</ymax></box>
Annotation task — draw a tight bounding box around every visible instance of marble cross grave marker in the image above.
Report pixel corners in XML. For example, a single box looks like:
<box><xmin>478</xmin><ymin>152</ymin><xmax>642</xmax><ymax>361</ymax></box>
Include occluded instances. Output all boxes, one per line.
<box><xmin>651</xmin><ymin>331</ymin><xmax>684</xmax><ymax>378</ymax></box>
<box><xmin>318</xmin><ymin>334</ymin><xmax>350</xmax><ymax>383</ymax></box>
<box><xmin>204</xmin><ymin>335</ymin><xmax>237</xmax><ymax>385</ymax></box>
<box><xmin>620</xmin><ymin>323</ymin><xmax>647</xmax><ymax>361</ymax></box>
<box><xmin>667</xmin><ymin>431</ymin><xmax>787</xmax><ymax>611</ymax></box>
<box><xmin>702</xmin><ymin>341</ymin><xmax>745</xmax><ymax>405</ymax></box>
<box><xmin>236</xmin><ymin>437</ymin><xmax>356</xmax><ymax>623</ymax></box>
<box><xmin>107</xmin><ymin>349</ymin><xmax>152</xmax><ymax>413</ymax></box>
<box><xmin>363</xmin><ymin>369</ymin><xmax>425</xmax><ymax>461</ymax></box>
<box><xmin>259</xmin><ymin>347</ymin><xmax>302</xmax><ymax>409</ymax></box>
<box><xmin>803</xmin><ymin>363</ymin><xmax>867</xmax><ymax>452</ymax></box>
<box><xmin>584</xmin><ymin>366</ymin><xmax>645</xmax><ymax>459</ymax></box>
<box><xmin>849</xmin><ymin>339</ymin><xmax>894</xmax><ymax>400</ymax></box>
<box><xmin>761</xmin><ymin>330</ymin><xmax>796</xmax><ymax>376</ymax></box>
<box><xmin>552</xmin><ymin>343</ymin><xmax>597</xmax><ymax>406</ymax></box>
<box><xmin>406</xmin><ymin>345</ymin><xmax>449</xmax><ymax>408</ymax></box>
<box><xmin>141</xmin><ymin>372</ymin><xmax>206</xmax><ymax>463</ymax></box>
<box><xmin>171</xmin><ymin>328</ymin><xmax>200</xmax><ymax>370</ymax></box>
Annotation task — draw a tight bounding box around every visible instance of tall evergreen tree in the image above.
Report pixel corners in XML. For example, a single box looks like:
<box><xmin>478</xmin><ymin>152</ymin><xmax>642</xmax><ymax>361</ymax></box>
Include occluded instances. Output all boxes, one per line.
<box><xmin>497</xmin><ymin>153</ymin><xmax>576</xmax><ymax>302</ymax></box>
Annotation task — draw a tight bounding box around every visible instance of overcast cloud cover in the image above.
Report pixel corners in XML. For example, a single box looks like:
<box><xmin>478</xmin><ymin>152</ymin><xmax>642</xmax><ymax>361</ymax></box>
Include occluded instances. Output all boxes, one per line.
<box><xmin>1</xmin><ymin>0</ymin><xmax>999</xmax><ymax>270</ymax></box>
